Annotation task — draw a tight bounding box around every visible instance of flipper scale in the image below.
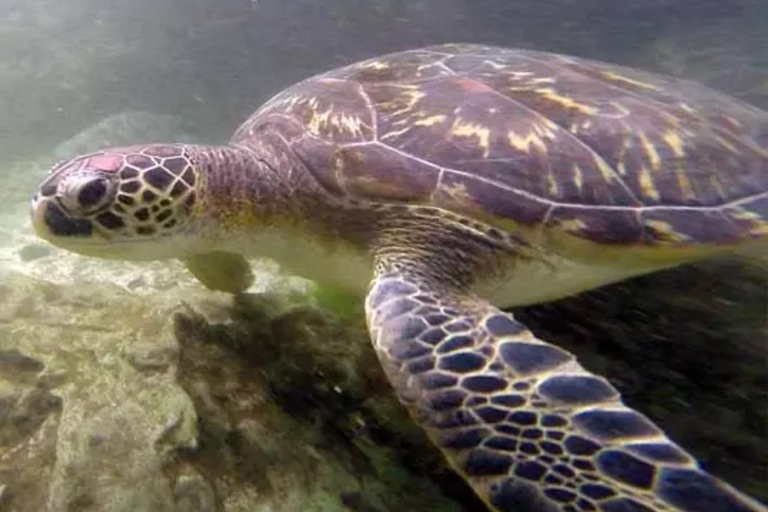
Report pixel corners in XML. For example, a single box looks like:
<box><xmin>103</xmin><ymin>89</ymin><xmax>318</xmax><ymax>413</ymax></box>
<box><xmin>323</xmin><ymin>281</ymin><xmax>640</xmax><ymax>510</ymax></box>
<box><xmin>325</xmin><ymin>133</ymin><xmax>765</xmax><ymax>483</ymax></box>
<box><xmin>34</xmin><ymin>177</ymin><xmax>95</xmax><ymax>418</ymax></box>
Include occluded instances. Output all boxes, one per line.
<box><xmin>366</xmin><ymin>271</ymin><xmax>766</xmax><ymax>512</ymax></box>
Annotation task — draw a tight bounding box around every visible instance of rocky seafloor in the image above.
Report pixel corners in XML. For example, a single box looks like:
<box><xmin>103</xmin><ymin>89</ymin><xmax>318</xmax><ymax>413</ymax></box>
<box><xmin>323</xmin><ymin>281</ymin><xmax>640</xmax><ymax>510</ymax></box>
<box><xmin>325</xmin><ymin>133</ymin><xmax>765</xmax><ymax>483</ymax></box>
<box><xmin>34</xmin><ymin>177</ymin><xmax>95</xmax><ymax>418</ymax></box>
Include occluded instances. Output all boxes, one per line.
<box><xmin>0</xmin><ymin>111</ymin><xmax>766</xmax><ymax>512</ymax></box>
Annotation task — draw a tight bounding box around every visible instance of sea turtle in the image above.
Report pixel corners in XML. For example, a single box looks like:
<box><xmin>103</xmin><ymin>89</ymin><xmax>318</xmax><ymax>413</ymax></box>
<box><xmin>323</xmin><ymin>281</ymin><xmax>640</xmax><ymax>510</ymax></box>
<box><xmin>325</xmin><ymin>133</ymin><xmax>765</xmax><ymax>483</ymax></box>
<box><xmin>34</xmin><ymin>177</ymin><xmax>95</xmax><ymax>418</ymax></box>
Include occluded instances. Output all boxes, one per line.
<box><xmin>30</xmin><ymin>44</ymin><xmax>767</xmax><ymax>512</ymax></box>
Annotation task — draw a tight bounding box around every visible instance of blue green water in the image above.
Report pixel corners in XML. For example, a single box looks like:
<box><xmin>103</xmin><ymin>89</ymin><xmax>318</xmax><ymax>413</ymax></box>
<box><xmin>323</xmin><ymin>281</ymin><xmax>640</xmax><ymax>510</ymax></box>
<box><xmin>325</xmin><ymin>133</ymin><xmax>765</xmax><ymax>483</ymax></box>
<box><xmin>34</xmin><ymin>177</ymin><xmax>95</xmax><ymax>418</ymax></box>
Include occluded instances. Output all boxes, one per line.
<box><xmin>0</xmin><ymin>1</ymin><xmax>766</xmax><ymax>511</ymax></box>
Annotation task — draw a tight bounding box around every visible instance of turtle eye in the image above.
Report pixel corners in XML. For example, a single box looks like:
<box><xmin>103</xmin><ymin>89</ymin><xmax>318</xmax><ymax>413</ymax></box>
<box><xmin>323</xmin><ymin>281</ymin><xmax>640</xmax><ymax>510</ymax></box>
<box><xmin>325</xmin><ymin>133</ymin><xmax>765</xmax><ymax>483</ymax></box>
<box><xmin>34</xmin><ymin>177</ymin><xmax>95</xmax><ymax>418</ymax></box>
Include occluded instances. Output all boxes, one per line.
<box><xmin>59</xmin><ymin>176</ymin><xmax>115</xmax><ymax>215</ymax></box>
<box><xmin>78</xmin><ymin>179</ymin><xmax>109</xmax><ymax>209</ymax></box>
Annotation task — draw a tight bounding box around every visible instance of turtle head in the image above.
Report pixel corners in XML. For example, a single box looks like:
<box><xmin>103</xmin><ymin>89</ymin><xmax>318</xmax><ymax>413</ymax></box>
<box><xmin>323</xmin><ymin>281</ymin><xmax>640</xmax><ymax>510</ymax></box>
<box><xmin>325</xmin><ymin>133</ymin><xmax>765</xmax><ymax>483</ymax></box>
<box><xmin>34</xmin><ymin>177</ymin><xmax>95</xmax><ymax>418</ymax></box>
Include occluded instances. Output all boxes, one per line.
<box><xmin>30</xmin><ymin>144</ymin><xmax>203</xmax><ymax>260</ymax></box>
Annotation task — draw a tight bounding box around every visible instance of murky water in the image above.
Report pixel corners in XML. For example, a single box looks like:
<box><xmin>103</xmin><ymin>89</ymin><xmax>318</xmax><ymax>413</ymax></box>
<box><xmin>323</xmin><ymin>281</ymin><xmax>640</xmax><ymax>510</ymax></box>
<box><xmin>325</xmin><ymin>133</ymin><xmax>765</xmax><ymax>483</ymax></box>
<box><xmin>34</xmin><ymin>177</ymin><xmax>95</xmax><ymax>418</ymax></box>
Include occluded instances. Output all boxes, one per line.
<box><xmin>1</xmin><ymin>1</ymin><xmax>766</xmax><ymax>511</ymax></box>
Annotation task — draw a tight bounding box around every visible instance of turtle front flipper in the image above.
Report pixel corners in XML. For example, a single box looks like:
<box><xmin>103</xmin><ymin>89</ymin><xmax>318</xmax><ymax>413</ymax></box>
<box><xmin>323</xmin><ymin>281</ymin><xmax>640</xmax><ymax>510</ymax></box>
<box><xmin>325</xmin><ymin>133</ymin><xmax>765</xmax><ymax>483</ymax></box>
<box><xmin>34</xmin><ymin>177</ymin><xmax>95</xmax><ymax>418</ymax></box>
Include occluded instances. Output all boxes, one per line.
<box><xmin>366</xmin><ymin>268</ymin><xmax>766</xmax><ymax>512</ymax></box>
<box><xmin>183</xmin><ymin>251</ymin><xmax>254</xmax><ymax>293</ymax></box>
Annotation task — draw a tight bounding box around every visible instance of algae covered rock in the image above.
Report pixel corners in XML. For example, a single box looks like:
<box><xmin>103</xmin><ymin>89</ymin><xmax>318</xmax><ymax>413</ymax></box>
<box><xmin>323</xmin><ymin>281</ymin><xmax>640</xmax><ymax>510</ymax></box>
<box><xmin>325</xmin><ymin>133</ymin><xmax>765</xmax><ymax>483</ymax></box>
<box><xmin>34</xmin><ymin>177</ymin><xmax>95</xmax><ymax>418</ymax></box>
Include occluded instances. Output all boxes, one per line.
<box><xmin>169</xmin><ymin>293</ymin><xmax>473</xmax><ymax>512</ymax></box>
<box><xmin>0</xmin><ymin>275</ymin><xmax>200</xmax><ymax>512</ymax></box>
<box><xmin>0</xmin><ymin>267</ymin><xmax>475</xmax><ymax>512</ymax></box>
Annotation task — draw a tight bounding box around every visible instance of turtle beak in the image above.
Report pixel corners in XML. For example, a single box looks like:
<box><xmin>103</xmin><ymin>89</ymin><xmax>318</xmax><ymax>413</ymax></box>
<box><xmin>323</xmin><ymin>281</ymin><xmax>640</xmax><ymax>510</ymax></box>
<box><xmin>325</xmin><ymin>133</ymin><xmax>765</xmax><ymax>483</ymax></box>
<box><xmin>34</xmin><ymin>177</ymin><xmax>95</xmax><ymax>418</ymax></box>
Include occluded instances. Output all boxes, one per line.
<box><xmin>30</xmin><ymin>196</ymin><xmax>94</xmax><ymax>241</ymax></box>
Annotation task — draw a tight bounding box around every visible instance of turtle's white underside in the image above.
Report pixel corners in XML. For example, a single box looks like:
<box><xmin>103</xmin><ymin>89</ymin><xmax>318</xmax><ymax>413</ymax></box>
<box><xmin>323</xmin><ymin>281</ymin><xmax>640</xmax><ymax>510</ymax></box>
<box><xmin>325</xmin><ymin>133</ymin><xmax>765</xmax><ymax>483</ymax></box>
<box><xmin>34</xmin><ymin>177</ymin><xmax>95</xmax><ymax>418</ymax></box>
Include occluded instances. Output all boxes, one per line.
<box><xmin>236</xmin><ymin>224</ymin><xmax>677</xmax><ymax>307</ymax></box>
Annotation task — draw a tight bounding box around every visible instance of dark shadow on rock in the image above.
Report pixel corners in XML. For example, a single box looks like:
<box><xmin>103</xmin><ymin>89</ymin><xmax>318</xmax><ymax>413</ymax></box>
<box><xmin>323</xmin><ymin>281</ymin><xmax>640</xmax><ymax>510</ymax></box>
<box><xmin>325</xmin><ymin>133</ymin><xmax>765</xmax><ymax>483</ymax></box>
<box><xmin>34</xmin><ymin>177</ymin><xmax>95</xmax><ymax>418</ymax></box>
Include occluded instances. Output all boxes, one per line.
<box><xmin>171</xmin><ymin>293</ymin><xmax>485</xmax><ymax>511</ymax></box>
<box><xmin>0</xmin><ymin>349</ymin><xmax>63</xmax><ymax>512</ymax></box>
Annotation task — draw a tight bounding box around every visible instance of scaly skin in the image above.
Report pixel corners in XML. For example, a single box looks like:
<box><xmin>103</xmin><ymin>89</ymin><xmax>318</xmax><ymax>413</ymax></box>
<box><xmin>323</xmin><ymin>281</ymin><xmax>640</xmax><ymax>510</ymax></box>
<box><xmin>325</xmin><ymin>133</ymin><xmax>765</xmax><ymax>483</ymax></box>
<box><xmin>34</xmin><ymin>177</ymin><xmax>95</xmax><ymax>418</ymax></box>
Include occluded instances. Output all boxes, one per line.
<box><xmin>367</xmin><ymin>235</ymin><xmax>767</xmax><ymax>512</ymax></box>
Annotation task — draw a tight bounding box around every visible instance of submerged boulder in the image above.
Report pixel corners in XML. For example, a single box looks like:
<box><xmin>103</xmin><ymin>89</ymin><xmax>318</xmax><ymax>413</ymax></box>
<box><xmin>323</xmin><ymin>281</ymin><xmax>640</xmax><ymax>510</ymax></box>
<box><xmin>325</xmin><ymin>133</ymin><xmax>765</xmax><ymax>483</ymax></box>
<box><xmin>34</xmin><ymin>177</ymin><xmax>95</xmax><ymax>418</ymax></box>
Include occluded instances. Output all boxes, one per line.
<box><xmin>0</xmin><ymin>270</ymin><xmax>474</xmax><ymax>512</ymax></box>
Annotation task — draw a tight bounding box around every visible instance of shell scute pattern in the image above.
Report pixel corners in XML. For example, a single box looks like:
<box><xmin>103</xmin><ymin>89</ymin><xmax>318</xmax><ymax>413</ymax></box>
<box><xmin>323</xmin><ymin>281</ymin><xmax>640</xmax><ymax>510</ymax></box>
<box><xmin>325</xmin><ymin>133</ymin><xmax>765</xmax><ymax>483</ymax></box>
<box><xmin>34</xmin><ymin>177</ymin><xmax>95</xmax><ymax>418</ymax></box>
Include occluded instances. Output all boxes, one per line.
<box><xmin>330</xmin><ymin>49</ymin><xmax>457</xmax><ymax>85</ymax></box>
<box><xmin>254</xmin><ymin>45</ymin><xmax>768</xmax><ymax>244</ymax></box>
<box><xmin>236</xmin><ymin>44</ymin><xmax>767</xmax><ymax>245</ymax></box>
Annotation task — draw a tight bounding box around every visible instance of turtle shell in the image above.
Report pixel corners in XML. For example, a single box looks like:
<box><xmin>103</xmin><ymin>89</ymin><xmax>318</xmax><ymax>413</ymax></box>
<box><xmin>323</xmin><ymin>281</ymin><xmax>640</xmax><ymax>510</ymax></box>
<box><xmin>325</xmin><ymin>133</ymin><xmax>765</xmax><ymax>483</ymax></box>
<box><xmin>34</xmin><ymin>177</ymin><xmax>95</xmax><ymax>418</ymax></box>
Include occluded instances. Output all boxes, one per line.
<box><xmin>232</xmin><ymin>44</ymin><xmax>768</xmax><ymax>246</ymax></box>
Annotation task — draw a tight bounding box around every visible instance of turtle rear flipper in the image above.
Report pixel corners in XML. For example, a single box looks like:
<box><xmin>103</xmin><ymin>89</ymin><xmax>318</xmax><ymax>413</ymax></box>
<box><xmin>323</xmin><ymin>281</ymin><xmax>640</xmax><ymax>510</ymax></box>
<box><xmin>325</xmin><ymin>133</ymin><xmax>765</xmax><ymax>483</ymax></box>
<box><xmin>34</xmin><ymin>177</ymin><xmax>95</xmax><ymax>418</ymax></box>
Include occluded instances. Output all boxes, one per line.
<box><xmin>365</xmin><ymin>264</ymin><xmax>766</xmax><ymax>512</ymax></box>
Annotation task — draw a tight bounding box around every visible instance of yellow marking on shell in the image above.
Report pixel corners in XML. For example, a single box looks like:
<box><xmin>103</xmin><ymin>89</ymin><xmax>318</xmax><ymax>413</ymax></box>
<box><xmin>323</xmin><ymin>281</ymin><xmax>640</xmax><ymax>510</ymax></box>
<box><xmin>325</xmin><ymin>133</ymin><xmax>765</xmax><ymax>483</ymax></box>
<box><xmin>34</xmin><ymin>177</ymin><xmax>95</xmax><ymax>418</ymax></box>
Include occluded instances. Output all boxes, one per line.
<box><xmin>528</xmin><ymin>77</ymin><xmax>556</xmax><ymax>84</ymax></box>
<box><xmin>572</xmin><ymin>164</ymin><xmax>584</xmax><ymax>192</ymax></box>
<box><xmin>482</xmin><ymin>60</ymin><xmax>509</xmax><ymax>71</ymax></box>
<box><xmin>616</xmin><ymin>138</ymin><xmax>632</xmax><ymax>175</ymax></box>
<box><xmin>595</xmin><ymin>158</ymin><xmax>618</xmax><ymax>182</ymax></box>
<box><xmin>540</xmin><ymin>116</ymin><xmax>558</xmax><ymax>131</ymax></box>
<box><xmin>452</xmin><ymin>118</ymin><xmax>492</xmax><ymax>158</ymax></box>
<box><xmin>414</xmin><ymin>114</ymin><xmax>447</xmax><ymax>127</ymax></box>
<box><xmin>601</xmin><ymin>72</ymin><xmax>658</xmax><ymax>90</ymax></box>
<box><xmin>638</xmin><ymin>166</ymin><xmax>660</xmax><ymax>201</ymax></box>
<box><xmin>559</xmin><ymin>218</ymin><xmax>588</xmax><ymax>234</ymax></box>
<box><xmin>749</xmin><ymin>141</ymin><xmax>768</xmax><ymax>159</ymax></box>
<box><xmin>660</xmin><ymin>111</ymin><xmax>681</xmax><ymax>126</ymax></box>
<box><xmin>714</xmin><ymin>135</ymin><xmax>739</xmax><ymax>154</ymax></box>
<box><xmin>709</xmin><ymin>176</ymin><xmax>727</xmax><ymax>199</ymax></box>
<box><xmin>532</xmin><ymin>121</ymin><xmax>558</xmax><ymax>139</ymax></box>
<box><xmin>348</xmin><ymin>174</ymin><xmax>409</xmax><ymax>198</ymax></box>
<box><xmin>337</xmin><ymin>113</ymin><xmax>366</xmax><ymax>138</ymax></box>
<box><xmin>547</xmin><ymin>172</ymin><xmax>559</xmax><ymax>196</ymax></box>
<box><xmin>638</xmin><ymin>132</ymin><xmax>661</xmax><ymax>170</ymax></box>
<box><xmin>508</xmin><ymin>130</ymin><xmax>547</xmax><ymax>154</ymax></box>
<box><xmin>386</xmin><ymin>87</ymin><xmax>427</xmax><ymax>118</ymax></box>
<box><xmin>441</xmin><ymin>181</ymin><xmax>477</xmax><ymax>206</ymax></box>
<box><xmin>676</xmin><ymin>169</ymin><xmax>696</xmax><ymax>201</ymax></box>
<box><xmin>380</xmin><ymin>126</ymin><xmax>412</xmax><ymax>141</ymax></box>
<box><xmin>307</xmin><ymin>107</ymin><xmax>333</xmax><ymax>136</ymax></box>
<box><xmin>645</xmin><ymin>220</ymin><xmax>690</xmax><ymax>243</ymax></box>
<box><xmin>361</xmin><ymin>60</ymin><xmax>390</xmax><ymax>70</ymax></box>
<box><xmin>679</xmin><ymin>103</ymin><xmax>696</xmax><ymax>114</ymax></box>
<box><xmin>483</xmin><ymin>60</ymin><xmax>534</xmax><ymax>78</ymax></box>
<box><xmin>729</xmin><ymin>207</ymin><xmax>764</xmax><ymax>222</ymax></box>
<box><xmin>299</xmin><ymin>94</ymin><xmax>370</xmax><ymax>139</ymax></box>
<box><xmin>609</xmin><ymin>101</ymin><xmax>631</xmax><ymax>117</ymax></box>
<box><xmin>662</xmin><ymin>130</ymin><xmax>686</xmax><ymax>158</ymax></box>
<box><xmin>535</xmin><ymin>88</ymin><xmax>598</xmax><ymax>115</ymax></box>
<box><xmin>308</xmin><ymin>107</ymin><xmax>365</xmax><ymax>137</ymax></box>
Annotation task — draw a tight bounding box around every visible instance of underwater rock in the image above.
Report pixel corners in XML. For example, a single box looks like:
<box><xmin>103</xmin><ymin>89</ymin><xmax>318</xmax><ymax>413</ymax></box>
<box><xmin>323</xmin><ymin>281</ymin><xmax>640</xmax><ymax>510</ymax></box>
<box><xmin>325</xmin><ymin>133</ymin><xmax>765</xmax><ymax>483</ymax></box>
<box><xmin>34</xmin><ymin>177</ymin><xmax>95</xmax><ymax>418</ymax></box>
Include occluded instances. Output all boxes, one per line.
<box><xmin>168</xmin><ymin>292</ymin><xmax>474</xmax><ymax>512</ymax></box>
<box><xmin>173</xmin><ymin>474</ymin><xmax>217</xmax><ymax>512</ymax></box>
<box><xmin>0</xmin><ymin>275</ymin><xmax>200</xmax><ymax>512</ymax></box>
<box><xmin>0</xmin><ymin>272</ymin><xmax>474</xmax><ymax>512</ymax></box>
